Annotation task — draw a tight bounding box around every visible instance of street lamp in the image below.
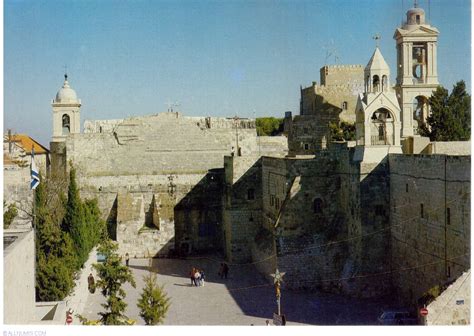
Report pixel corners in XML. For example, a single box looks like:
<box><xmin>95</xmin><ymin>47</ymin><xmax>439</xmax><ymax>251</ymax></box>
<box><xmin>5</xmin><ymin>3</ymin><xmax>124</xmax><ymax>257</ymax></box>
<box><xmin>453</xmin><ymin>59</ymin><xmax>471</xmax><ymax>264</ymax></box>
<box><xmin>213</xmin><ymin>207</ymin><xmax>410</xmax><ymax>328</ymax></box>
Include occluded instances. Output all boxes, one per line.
<box><xmin>270</xmin><ymin>269</ymin><xmax>286</xmax><ymax>316</ymax></box>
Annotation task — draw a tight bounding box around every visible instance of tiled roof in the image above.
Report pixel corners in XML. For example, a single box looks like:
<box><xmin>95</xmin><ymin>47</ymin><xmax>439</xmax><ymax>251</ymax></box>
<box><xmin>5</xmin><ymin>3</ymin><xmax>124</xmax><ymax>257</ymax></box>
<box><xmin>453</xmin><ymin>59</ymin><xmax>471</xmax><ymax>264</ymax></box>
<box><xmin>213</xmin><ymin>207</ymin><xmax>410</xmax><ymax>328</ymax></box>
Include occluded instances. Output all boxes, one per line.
<box><xmin>4</xmin><ymin>134</ymin><xmax>49</xmax><ymax>155</ymax></box>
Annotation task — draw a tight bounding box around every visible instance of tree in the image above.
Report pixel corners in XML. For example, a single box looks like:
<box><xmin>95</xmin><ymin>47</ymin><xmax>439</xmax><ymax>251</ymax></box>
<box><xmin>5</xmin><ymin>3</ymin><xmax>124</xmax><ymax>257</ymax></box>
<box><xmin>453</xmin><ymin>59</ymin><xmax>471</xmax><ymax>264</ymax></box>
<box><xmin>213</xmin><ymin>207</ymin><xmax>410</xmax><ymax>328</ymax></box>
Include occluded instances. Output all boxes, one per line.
<box><xmin>329</xmin><ymin>121</ymin><xmax>356</xmax><ymax>141</ymax></box>
<box><xmin>34</xmin><ymin>174</ymin><xmax>77</xmax><ymax>301</ymax></box>
<box><xmin>137</xmin><ymin>273</ymin><xmax>170</xmax><ymax>325</ymax></box>
<box><xmin>419</xmin><ymin>81</ymin><xmax>471</xmax><ymax>141</ymax></box>
<box><xmin>63</xmin><ymin>167</ymin><xmax>89</xmax><ymax>267</ymax></box>
<box><xmin>3</xmin><ymin>201</ymin><xmax>18</xmax><ymax>229</ymax></box>
<box><xmin>93</xmin><ymin>240</ymin><xmax>136</xmax><ymax>325</ymax></box>
<box><xmin>256</xmin><ymin>117</ymin><xmax>284</xmax><ymax>136</ymax></box>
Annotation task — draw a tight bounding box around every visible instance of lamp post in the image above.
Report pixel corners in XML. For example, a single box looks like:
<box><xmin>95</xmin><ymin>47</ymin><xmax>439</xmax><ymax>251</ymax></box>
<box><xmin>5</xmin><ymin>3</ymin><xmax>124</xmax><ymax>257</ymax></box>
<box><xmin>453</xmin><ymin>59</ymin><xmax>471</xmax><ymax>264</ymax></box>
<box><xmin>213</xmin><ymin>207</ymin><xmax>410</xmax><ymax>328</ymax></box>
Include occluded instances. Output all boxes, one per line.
<box><xmin>270</xmin><ymin>269</ymin><xmax>285</xmax><ymax>316</ymax></box>
<box><xmin>233</xmin><ymin>115</ymin><xmax>240</xmax><ymax>156</ymax></box>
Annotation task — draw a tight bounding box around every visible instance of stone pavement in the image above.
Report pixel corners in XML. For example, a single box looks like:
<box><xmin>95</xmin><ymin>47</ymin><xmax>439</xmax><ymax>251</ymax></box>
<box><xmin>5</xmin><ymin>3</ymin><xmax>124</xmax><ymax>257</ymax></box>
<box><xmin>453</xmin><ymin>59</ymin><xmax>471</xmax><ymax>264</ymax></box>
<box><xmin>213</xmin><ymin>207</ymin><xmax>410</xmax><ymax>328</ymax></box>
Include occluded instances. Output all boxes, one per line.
<box><xmin>82</xmin><ymin>256</ymin><xmax>396</xmax><ymax>325</ymax></box>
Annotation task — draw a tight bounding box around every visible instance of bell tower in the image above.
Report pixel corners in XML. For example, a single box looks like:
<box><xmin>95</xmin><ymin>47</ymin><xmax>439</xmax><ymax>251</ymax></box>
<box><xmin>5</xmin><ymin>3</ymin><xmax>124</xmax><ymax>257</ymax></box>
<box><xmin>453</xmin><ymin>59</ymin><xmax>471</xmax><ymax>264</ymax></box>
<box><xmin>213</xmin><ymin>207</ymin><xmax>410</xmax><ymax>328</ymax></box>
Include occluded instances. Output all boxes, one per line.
<box><xmin>394</xmin><ymin>2</ymin><xmax>439</xmax><ymax>138</ymax></box>
<box><xmin>354</xmin><ymin>46</ymin><xmax>402</xmax><ymax>163</ymax></box>
<box><xmin>52</xmin><ymin>73</ymin><xmax>81</xmax><ymax>142</ymax></box>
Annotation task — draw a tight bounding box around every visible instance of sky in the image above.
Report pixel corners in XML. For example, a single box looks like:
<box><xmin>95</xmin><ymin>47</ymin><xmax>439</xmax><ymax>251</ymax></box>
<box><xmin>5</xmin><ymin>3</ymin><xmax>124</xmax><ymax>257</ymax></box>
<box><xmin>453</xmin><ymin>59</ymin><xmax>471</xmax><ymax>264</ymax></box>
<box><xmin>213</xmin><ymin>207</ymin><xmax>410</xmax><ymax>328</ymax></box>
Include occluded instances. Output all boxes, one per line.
<box><xmin>3</xmin><ymin>0</ymin><xmax>471</xmax><ymax>146</ymax></box>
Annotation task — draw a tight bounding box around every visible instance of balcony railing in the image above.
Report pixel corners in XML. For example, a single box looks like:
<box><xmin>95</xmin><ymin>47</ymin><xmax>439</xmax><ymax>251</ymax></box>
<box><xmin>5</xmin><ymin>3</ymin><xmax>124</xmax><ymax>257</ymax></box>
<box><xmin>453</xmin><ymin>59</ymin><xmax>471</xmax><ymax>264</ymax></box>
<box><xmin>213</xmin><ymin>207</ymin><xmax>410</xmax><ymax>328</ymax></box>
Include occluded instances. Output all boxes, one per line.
<box><xmin>371</xmin><ymin>135</ymin><xmax>391</xmax><ymax>146</ymax></box>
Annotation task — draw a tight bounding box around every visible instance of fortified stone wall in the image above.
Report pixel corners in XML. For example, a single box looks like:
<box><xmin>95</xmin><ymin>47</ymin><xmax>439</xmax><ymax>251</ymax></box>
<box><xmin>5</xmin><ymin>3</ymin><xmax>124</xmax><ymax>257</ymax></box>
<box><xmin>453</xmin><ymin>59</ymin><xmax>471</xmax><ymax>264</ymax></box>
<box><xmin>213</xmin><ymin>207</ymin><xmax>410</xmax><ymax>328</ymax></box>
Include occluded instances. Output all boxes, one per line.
<box><xmin>287</xmin><ymin>115</ymin><xmax>328</xmax><ymax>154</ymax></box>
<box><xmin>3</xmin><ymin>164</ymin><xmax>32</xmax><ymax>229</ymax></box>
<box><xmin>260</xmin><ymin>154</ymin><xmax>351</xmax><ymax>293</ymax></box>
<box><xmin>56</xmin><ymin>112</ymin><xmax>288</xmax><ymax>258</ymax></box>
<box><xmin>320</xmin><ymin>65</ymin><xmax>365</xmax><ymax>87</ymax></box>
<box><xmin>389</xmin><ymin>154</ymin><xmax>471</xmax><ymax>305</ymax></box>
<box><xmin>422</xmin><ymin>141</ymin><xmax>471</xmax><ymax>156</ymax></box>
<box><xmin>223</xmin><ymin>155</ymin><xmax>263</xmax><ymax>262</ymax></box>
<box><xmin>3</xmin><ymin>229</ymin><xmax>36</xmax><ymax>324</ymax></box>
<box><xmin>292</xmin><ymin>66</ymin><xmax>364</xmax><ymax>155</ymax></box>
<box><xmin>115</xmin><ymin>191</ymin><xmax>175</xmax><ymax>258</ymax></box>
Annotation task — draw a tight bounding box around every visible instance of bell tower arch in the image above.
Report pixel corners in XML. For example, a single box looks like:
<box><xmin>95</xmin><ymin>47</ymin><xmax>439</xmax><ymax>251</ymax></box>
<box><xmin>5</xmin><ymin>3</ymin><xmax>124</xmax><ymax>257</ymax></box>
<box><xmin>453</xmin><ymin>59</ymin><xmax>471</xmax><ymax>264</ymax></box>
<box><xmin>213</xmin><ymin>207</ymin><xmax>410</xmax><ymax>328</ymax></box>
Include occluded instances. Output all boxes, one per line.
<box><xmin>52</xmin><ymin>73</ymin><xmax>81</xmax><ymax>142</ymax></box>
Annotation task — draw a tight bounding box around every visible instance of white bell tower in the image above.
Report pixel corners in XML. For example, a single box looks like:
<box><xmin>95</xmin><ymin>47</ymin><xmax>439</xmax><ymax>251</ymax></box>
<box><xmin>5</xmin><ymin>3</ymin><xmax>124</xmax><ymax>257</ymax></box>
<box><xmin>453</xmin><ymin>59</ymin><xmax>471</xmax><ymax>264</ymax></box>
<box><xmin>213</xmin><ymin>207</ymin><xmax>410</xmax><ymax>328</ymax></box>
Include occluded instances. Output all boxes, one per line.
<box><xmin>52</xmin><ymin>73</ymin><xmax>81</xmax><ymax>142</ymax></box>
<box><xmin>354</xmin><ymin>46</ymin><xmax>402</xmax><ymax>163</ymax></box>
<box><xmin>394</xmin><ymin>2</ymin><xmax>440</xmax><ymax>138</ymax></box>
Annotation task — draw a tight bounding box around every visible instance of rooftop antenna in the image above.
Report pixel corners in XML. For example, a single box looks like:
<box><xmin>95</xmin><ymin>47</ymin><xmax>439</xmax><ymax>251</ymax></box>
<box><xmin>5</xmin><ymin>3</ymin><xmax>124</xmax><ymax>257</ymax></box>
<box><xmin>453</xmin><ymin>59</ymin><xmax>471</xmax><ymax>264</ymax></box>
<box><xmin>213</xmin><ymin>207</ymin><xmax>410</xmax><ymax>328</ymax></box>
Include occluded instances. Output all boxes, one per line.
<box><xmin>373</xmin><ymin>34</ymin><xmax>381</xmax><ymax>48</ymax></box>
<box><xmin>323</xmin><ymin>39</ymin><xmax>340</xmax><ymax>64</ymax></box>
<box><xmin>428</xmin><ymin>0</ymin><xmax>431</xmax><ymax>23</ymax></box>
<box><xmin>401</xmin><ymin>0</ymin><xmax>404</xmax><ymax>26</ymax></box>
<box><xmin>172</xmin><ymin>101</ymin><xmax>180</xmax><ymax>112</ymax></box>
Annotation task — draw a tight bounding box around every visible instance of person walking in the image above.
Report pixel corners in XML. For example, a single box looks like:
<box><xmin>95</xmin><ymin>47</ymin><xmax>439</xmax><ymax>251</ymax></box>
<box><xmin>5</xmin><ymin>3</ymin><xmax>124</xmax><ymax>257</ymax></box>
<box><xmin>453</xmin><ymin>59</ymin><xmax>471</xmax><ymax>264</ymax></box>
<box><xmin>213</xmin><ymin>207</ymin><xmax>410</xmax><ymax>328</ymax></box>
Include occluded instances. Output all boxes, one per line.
<box><xmin>219</xmin><ymin>263</ymin><xmax>225</xmax><ymax>279</ymax></box>
<box><xmin>200</xmin><ymin>269</ymin><xmax>205</xmax><ymax>287</ymax></box>
<box><xmin>125</xmin><ymin>253</ymin><xmax>130</xmax><ymax>267</ymax></box>
<box><xmin>190</xmin><ymin>267</ymin><xmax>197</xmax><ymax>286</ymax></box>
<box><xmin>195</xmin><ymin>270</ymin><xmax>201</xmax><ymax>287</ymax></box>
<box><xmin>87</xmin><ymin>273</ymin><xmax>95</xmax><ymax>294</ymax></box>
<box><xmin>223</xmin><ymin>263</ymin><xmax>229</xmax><ymax>279</ymax></box>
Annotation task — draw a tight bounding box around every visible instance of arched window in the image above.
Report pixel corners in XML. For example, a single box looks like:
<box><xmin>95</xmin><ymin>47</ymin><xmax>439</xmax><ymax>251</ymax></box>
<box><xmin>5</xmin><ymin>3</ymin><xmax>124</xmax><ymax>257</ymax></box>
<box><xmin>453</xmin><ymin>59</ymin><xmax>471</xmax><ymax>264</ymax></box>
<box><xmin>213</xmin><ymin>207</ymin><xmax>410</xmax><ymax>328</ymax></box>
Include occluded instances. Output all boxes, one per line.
<box><xmin>382</xmin><ymin>75</ymin><xmax>387</xmax><ymax>91</ymax></box>
<box><xmin>62</xmin><ymin>114</ymin><xmax>70</xmax><ymax>135</ymax></box>
<box><xmin>342</xmin><ymin>101</ymin><xmax>348</xmax><ymax>110</ymax></box>
<box><xmin>372</xmin><ymin>75</ymin><xmax>380</xmax><ymax>92</ymax></box>
<box><xmin>313</xmin><ymin>198</ymin><xmax>323</xmax><ymax>214</ymax></box>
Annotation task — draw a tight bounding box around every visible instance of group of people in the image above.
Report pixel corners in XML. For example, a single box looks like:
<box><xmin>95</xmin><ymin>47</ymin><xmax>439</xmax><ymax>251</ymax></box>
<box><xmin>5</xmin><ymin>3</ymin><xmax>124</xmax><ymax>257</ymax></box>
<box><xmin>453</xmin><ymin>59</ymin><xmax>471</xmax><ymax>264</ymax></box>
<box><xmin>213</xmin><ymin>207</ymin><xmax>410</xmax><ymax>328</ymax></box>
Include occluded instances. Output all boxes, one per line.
<box><xmin>190</xmin><ymin>267</ymin><xmax>205</xmax><ymax>286</ymax></box>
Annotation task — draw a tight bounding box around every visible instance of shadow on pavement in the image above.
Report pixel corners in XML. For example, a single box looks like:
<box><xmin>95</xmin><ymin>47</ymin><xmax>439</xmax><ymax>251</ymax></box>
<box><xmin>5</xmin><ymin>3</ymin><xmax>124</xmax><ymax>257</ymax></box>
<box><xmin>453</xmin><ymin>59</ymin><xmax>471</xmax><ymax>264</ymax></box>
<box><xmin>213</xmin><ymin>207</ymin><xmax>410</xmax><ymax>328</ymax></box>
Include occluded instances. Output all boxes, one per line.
<box><xmin>150</xmin><ymin>256</ymin><xmax>394</xmax><ymax>325</ymax></box>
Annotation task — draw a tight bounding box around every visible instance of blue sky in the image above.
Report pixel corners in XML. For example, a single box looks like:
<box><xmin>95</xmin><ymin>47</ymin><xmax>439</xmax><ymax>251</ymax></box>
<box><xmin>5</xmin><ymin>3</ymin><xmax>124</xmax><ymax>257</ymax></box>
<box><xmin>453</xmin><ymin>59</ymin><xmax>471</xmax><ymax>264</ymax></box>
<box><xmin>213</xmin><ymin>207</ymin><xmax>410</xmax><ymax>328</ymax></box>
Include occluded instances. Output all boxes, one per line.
<box><xmin>3</xmin><ymin>0</ymin><xmax>471</xmax><ymax>146</ymax></box>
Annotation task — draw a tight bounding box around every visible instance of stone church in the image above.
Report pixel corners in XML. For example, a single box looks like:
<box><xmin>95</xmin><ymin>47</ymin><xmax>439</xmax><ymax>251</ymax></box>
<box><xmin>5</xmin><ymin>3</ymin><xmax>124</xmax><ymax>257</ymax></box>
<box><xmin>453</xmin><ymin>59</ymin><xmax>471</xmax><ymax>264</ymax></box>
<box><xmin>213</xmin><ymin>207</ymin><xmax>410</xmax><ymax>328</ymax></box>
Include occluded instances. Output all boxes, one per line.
<box><xmin>47</xmin><ymin>3</ymin><xmax>469</xmax><ymax>308</ymax></box>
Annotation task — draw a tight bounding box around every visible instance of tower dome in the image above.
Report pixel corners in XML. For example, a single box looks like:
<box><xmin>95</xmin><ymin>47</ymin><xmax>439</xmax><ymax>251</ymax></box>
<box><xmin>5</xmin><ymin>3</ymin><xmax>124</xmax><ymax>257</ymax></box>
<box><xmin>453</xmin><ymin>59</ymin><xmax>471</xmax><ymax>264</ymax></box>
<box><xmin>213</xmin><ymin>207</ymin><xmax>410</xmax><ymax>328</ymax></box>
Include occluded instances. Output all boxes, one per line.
<box><xmin>55</xmin><ymin>74</ymin><xmax>78</xmax><ymax>103</ymax></box>
<box><xmin>406</xmin><ymin>6</ymin><xmax>425</xmax><ymax>25</ymax></box>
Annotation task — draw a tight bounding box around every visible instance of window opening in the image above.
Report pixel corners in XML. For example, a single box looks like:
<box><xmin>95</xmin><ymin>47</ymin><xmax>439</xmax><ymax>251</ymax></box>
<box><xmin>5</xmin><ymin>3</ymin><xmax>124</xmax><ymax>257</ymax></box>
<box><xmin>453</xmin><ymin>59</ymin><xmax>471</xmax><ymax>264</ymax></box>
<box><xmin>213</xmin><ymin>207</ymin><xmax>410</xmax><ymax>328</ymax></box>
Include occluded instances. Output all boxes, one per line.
<box><xmin>313</xmin><ymin>198</ymin><xmax>323</xmax><ymax>214</ymax></box>
<box><xmin>247</xmin><ymin>188</ymin><xmax>255</xmax><ymax>200</ymax></box>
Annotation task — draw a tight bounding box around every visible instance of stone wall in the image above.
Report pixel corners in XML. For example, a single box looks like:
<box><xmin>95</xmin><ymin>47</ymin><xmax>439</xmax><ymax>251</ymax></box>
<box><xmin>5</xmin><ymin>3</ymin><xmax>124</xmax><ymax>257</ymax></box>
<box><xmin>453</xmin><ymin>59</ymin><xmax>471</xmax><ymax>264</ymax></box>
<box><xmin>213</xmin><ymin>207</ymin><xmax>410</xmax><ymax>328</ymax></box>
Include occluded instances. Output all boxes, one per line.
<box><xmin>389</xmin><ymin>154</ymin><xmax>471</xmax><ymax>305</ymax></box>
<box><xmin>260</xmin><ymin>155</ymin><xmax>352</xmax><ymax>293</ymax></box>
<box><xmin>3</xmin><ymin>164</ymin><xmax>32</xmax><ymax>228</ymax></box>
<box><xmin>293</xmin><ymin>65</ymin><xmax>364</xmax><ymax>155</ymax></box>
<box><xmin>115</xmin><ymin>191</ymin><xmax>175</xmax><ymax>258</ymax></box>
<box><xmin>423</xmin><ymin>141</ymin><xmax>471</xmax><ymax>155</ymax></box>
<box><xmin>223</xmin><ymin>155</ymin><xmax>263</xmax><ymax>262</ymax></box>
<box><xmin>55</xmin><ymin>112</ymin><xmax>289</xmax><ymax>259</ymax></box>
<box><xmin>320</xmin><ymin>65</ymin><xmax>365</xmax><ymax>87</ymax></box>
<box><xmin>3</xmin><ymin>229</ymin><xmax>36</xmax><ymax>324</ymax></box>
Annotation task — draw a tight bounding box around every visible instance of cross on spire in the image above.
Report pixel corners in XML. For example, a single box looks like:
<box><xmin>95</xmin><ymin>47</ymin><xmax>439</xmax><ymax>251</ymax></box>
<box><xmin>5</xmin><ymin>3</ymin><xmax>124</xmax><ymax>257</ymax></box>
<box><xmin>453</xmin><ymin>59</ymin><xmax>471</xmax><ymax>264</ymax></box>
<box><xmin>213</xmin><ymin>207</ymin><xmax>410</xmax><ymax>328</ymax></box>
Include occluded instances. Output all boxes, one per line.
<box><xmin>373</xmin><ymin>34</ymin><xmax>381</xmax><ymax>48</ymax></box>
<box><xmin>64</xmin><ymin>65</ymin><xmax>68</xmax><ymax>80</ymax></box>
<box><xmin>414</xmin><ymin>0</ymin><xmax>418</xmax><ymax>8</ymax></box>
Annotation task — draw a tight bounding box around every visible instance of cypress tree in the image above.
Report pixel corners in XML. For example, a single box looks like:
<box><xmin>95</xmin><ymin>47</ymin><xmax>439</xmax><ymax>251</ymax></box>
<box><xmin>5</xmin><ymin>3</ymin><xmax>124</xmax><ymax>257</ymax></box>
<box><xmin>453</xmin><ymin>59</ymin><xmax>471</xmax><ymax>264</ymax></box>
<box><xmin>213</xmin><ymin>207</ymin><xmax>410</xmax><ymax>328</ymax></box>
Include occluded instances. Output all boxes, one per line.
<box><xmin>34</xmin><ymin>174</ymin><xmax>77</xmax><ymax>301</ymax></box>
<box><xmin>419</xmin><ymin>81</ymin><xmax>471</xmax><ymax>141</ymax></box>
<box><xmin>63</xmin><ymin>167</ymin><xmax>88</xmax><ymax>266</ymax></box>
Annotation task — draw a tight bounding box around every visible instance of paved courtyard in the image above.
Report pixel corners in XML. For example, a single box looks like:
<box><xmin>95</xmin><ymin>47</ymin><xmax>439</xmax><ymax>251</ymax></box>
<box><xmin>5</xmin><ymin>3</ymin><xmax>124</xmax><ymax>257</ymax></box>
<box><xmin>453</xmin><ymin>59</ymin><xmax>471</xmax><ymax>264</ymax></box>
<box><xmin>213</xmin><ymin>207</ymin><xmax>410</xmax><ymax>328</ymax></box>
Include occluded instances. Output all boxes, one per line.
<box><xmin>82</xmin><ymin>256</ymin><xmax>396</xmax><ymax>325</ymax></box>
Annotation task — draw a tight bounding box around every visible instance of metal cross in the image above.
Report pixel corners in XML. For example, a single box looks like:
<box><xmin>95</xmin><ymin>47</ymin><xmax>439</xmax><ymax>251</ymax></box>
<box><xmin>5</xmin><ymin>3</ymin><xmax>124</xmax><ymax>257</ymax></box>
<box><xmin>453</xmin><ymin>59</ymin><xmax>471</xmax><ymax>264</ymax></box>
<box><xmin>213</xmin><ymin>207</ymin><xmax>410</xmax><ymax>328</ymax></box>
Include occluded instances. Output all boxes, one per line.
<box><xmin>373</xmin><ymin>34</ymin><xmax>381</xmax><ymax>48</ymax></box>
<box><xmin>64</xmin><ymin>65</ymin><xmax>68</xmax><ymax>79</ymax></box>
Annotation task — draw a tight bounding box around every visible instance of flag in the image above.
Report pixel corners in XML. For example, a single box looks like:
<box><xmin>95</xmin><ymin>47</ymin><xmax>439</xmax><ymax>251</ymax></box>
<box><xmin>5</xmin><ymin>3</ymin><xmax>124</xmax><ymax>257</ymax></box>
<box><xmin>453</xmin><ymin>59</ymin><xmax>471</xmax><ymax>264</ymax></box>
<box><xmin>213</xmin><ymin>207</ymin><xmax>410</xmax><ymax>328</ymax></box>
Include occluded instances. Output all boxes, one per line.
<box><xmin>30</xmin><ymin>148</ymin><xmax>40</xmax><ymax>190</ymax></box>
